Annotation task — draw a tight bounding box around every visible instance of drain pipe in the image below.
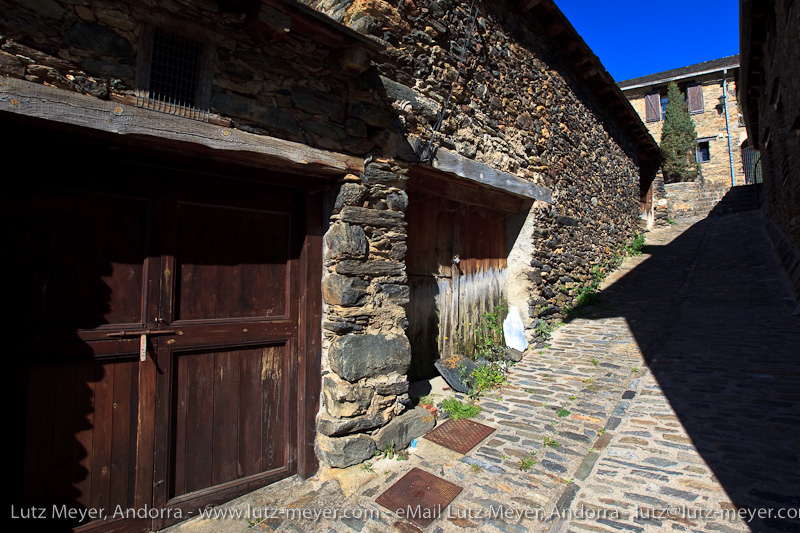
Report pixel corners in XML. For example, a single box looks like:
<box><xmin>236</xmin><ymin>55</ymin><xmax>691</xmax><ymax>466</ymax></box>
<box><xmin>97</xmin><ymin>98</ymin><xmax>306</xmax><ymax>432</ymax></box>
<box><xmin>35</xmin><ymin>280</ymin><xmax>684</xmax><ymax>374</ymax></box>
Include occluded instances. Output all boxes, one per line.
<box><xmin>722</xmin><ymin>69</ymin><xmax>736</xmax><ymax>187</ymax></box>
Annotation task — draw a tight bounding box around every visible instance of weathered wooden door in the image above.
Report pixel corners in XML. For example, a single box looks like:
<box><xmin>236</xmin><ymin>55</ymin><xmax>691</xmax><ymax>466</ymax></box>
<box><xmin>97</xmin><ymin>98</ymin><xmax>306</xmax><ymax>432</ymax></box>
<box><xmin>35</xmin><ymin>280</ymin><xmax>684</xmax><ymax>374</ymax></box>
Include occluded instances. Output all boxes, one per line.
<box><xmin>151</xmin><ymin>174</ymin><xmax>303</xmax><ymax>529</ymax></box>
<box><xmin>10</xmin><ymin>174</ymin><xmax>162</xmax><ymax>532</ymax></box>
<box><xmin>9</xmin><ymin>159</ymin><xmax>309</xmax><ymax>531</ymax></box>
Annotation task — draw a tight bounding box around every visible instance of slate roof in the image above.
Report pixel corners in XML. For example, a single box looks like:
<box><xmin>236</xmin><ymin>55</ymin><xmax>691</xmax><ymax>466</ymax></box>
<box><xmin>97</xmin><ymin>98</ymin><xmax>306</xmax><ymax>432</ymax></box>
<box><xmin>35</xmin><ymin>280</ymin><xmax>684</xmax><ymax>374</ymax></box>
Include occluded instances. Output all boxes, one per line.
<box><xmin>617</xmin><ymin>55</ymin><xmax>740</xmax><ymax>90</ymax></box>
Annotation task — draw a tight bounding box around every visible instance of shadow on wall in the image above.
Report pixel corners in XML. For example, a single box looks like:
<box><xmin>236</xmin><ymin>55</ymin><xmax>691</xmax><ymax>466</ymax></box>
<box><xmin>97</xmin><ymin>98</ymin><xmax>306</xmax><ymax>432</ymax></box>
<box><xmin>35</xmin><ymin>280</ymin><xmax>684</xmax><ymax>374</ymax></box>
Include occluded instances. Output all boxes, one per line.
<box><xmin>568</xmin><ymin>212</ymin><xmax>800</xmax><ymax>532</ymax></box>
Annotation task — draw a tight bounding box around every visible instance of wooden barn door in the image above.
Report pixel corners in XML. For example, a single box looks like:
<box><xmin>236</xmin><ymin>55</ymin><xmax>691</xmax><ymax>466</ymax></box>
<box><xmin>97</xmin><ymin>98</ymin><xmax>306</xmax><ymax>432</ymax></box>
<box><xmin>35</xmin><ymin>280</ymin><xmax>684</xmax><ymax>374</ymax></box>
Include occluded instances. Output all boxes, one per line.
<box><xmin>9</xmin><ymin>155</ymin><xmax>313</xmax><ymax>532</ymax></box>
<box><xmin>10</xmin><ymin>175</ymin><xmax>162</xmax><ymax>533</ymax></box>
<box><xmin>151</xmin><ymin>174</ymin><xmax>304</xmax><ymax>529</ymax></box>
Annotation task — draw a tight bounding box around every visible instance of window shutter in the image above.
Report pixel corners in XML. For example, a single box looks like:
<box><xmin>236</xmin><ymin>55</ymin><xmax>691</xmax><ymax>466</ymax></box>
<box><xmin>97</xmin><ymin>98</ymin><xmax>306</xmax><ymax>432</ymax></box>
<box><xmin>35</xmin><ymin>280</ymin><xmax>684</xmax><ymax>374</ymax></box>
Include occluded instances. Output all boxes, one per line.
<box><xmin>688</xmin><ymin>83</ymin><xmax>704</xmax><ymax>114</ymax></box>
<box><xmin>645</xmin><ymin>91</ymin><xmax>660</xmax><ymax>122</ymax></box>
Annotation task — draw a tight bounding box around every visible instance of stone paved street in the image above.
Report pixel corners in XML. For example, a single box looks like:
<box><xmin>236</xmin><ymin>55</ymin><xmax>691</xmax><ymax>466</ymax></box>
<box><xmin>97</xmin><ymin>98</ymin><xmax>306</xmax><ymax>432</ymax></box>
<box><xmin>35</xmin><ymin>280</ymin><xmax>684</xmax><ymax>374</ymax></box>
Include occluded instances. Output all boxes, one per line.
<box><xmin>165</xmin><ymin>210</ymin><xmax>800</xmax><ymax>533</ymax></box>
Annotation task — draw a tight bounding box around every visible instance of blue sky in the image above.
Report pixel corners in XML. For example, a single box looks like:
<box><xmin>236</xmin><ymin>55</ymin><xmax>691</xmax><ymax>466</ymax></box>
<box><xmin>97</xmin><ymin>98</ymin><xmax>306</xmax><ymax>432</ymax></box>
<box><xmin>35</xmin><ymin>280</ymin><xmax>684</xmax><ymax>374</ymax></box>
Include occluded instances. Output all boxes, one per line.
<box><xmin>554</xmin><ymin>1</ymin><xmax>740</xmax><ymax>83</ymax></box>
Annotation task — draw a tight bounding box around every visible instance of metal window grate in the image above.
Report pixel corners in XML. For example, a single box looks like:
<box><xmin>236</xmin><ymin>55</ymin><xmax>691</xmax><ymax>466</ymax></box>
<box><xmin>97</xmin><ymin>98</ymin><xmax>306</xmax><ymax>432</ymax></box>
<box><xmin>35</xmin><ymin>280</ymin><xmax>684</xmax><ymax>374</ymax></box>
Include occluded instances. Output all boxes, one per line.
<box><xmin>136</xmin><ymin>29</ymin><xmax>209</xmax><ymax>121</ymax></box>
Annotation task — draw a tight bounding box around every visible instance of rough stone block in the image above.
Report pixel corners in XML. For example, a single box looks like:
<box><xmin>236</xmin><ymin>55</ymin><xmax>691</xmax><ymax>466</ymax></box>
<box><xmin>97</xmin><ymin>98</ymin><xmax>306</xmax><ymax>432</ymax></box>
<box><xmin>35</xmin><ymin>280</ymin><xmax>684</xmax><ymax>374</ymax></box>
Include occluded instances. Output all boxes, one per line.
<box><xmin>322</xmin><ymin>273</ymin><xmax>368</xmax><ymax>306</ymax></box>
<box><xmin>292</xmin><ymin>87</ymin><xmax>346</xmax><ymax>120</ymax></box>
<box><xmin>211</xmin><ymin>92</ymin><xmax>299</xmax><ymax>136</ymax></box>
<box><xmin>317</xmin><ymin>411</ymin><xmax>387</xmax><ymax>437</ymax></box>
<box><xmin>325</xmin><ymin>222</ymin><xmax>367</xmax><ymax>261</ymax></box>
<box><xmin>335</xmin><ymin>260</ymin><xmax>404</xmax><ymax>277</ymax></box>
<box><xmin>0</xmin><ymin>50</ymin><xmax>25</xmax><ymax>78</ymax></box>
<box><xmin>373</xmin><ymin>406</ymin><xmax>436</xmax><ymax>451</ymax></box>
<box><xmin>315</xmin><ymin>434</ymin><xmax>376</xmax><ymax>468</ymax></box>
<box><xmin>338</xmin><ymin>206</ymin><xmax>405</xmax><ymax>228</ymax></box>
<box><xmin>63</xmin><ymin>20</ymin><xmax>134</xmax><ymax>58</ymax></box>
<box><xmin>328</xmin><ymin>333</ymin><xmax>411</xmax><ymax>382</ymax></box>
<box><xmin>334</xmin><ymin>183</ymin><xmax>367</xmax><ymax>210</ymax></box>
<box><xmin>380</xmin><ymin>283</ymin><xmax>410</xmax><ymax>304</ymax></box>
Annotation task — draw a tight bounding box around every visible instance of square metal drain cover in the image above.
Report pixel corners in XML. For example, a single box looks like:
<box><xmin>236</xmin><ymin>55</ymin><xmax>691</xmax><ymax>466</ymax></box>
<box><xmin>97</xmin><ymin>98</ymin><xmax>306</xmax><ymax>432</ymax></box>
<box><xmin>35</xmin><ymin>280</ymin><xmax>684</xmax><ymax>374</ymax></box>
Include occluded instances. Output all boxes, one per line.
<box><xmin>423</xmin><ymin>418</ymin><xmax>496</xmax><ymax>454</ymax></box>
<box><xmin>376</xmin><ymin>467</ymin><xmax>462</xmax><ymax>528</ymax></box>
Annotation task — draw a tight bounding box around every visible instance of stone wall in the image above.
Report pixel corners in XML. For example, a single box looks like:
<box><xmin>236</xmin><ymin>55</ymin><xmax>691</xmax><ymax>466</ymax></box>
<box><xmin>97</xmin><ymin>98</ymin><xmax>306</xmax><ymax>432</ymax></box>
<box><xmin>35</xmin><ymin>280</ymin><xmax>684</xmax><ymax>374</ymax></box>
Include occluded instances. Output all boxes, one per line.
<box><xmin>749</xmin><ymin>1</ymin><xmax>800</xmax><ymax>298</ymax></box>
<box><xmin>303</xmin><ymin>0</ymin><xmax>648</xmax><ymax>335</ymax></box>
<box><xmin>665</xmin><ymin>180</ymin><xmax>731</xmax><ymax>219</ymax></box>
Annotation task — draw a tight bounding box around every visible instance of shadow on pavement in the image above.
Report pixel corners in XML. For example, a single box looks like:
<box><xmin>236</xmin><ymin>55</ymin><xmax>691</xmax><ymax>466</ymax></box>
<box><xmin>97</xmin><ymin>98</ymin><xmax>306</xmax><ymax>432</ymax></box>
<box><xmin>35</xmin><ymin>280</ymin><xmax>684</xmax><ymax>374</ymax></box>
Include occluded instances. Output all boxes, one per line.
<box><xmin>571</xmin><ymin>211</ymin><xmax>800</xmax><ymax>532</ymax></box>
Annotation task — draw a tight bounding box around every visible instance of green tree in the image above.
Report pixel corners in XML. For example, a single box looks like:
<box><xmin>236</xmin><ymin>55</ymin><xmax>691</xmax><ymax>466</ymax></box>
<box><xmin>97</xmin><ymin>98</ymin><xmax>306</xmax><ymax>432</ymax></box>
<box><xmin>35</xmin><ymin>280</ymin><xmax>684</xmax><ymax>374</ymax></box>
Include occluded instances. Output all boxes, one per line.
<box><xmin>660</xmin><ymin>81</ymin><xmax>699</xmax><ymax>183</ymax></box>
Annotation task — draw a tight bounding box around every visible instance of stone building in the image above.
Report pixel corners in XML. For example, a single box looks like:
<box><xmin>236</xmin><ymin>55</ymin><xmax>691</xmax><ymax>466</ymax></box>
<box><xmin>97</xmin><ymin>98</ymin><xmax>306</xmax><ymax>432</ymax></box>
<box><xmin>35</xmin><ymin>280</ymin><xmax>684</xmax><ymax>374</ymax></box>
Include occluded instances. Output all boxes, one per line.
<box><xmin>741</xmin><ymin>0</ymin><xmax>800</xmax><ymax>298</ymax></box>
<box><xmin>2</xmin><ymin>0</ymin><xmax>658</xmax><ymax>529</ymax></box>
<box><xmin>619</xmin><ymin>56</ymin><xmax>749</xmax><ymax>219</ymax></box>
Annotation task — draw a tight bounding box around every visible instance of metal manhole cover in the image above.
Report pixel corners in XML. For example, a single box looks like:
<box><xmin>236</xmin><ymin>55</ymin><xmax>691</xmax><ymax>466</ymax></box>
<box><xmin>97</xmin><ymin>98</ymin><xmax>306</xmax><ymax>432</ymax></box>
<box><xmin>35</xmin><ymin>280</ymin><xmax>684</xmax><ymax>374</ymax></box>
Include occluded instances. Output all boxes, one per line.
<box><xmin>423</xmin><ymin>418</ymin><xmax>496</xmax><ymax>454</ymax></box>
<box><xmin>375</xmin><ymin>467</ymin><xmax>462</xmax><ymax>528</ymax></box>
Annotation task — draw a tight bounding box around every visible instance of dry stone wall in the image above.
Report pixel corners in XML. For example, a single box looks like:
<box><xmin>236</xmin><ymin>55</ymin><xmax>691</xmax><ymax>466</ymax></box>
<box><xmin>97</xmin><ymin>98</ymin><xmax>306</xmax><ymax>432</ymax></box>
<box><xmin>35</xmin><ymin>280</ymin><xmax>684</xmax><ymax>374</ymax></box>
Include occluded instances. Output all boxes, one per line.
<box><xmin>301</xmin><ymin>0</ymin><xmax>645</xmax><ymax>332</ymax></box>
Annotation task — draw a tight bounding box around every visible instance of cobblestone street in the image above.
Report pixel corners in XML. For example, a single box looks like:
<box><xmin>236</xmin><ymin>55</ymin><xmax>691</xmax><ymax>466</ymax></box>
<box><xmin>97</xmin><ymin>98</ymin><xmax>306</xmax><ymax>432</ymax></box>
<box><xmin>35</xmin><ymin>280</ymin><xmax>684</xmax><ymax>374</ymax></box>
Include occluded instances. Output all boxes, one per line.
<box><xmin>167</xmin><ymin>210</ymin><xmax>800</xmax><ymax>533</ymax></box>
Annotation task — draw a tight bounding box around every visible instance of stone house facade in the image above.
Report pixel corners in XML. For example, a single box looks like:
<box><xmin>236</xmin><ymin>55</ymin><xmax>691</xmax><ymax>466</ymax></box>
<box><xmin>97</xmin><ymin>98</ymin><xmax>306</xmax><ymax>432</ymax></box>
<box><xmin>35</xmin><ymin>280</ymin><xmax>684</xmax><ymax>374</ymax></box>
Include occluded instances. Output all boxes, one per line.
<box><xmin>741</xmin><ymin>0</ymin><xmax>800</xmax><ymax>298</ymax></box>
<box><xmin>619</xmin><ymin>56</ymin><xmax>749</xmax><ymax>219</ymax></box>
<box><xmin>2</xmin><ymin>0</ymin><xmax>658</xmax><ymax>530</ymax></box>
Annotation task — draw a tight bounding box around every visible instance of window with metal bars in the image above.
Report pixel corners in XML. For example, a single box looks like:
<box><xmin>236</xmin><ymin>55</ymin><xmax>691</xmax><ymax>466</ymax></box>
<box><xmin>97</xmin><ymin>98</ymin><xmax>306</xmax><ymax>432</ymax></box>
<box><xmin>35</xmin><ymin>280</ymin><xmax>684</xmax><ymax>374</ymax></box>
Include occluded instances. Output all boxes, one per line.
<box><xmin>149</xmin><ymin>30</ymin><xmax>201</xmax><ymax>107</ymax></box>
<box><xmin>135</xmin><ymin>24</ymin><xmax>213</xmax><ymax>121</ymax></box>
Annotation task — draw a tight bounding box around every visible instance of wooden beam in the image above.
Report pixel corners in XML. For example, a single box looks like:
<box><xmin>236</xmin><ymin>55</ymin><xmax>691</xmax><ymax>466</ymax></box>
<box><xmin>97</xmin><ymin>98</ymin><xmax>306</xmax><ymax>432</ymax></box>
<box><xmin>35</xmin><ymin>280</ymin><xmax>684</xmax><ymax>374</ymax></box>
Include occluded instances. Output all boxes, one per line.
<box><xmin>519</xmin><ymin>0</ymin><xmax>542</xmax><ymax>13</ymax></box>
<box><xmin>410</xmin><ymin>136</ymin><xmax>552</xmax><ymax>203</ymax></box>
<box><xmin>0</xmin><ymin>76</ymin><xmax>363</xmax><ymax>175</ymax></box>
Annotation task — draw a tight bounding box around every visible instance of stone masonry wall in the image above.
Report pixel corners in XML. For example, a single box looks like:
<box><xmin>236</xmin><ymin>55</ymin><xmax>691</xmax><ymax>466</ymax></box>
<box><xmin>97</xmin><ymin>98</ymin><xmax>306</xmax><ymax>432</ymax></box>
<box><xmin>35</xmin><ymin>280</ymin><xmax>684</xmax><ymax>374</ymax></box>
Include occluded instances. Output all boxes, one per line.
<box><xmin>754</xmin><ymin>2</ymin><xmax>800</xmax><ymax>297</ymax></box>
<box><xmin>303</xmin><ymin>0</ymin><xmax>646</xmax><ymax>336</ymax></box>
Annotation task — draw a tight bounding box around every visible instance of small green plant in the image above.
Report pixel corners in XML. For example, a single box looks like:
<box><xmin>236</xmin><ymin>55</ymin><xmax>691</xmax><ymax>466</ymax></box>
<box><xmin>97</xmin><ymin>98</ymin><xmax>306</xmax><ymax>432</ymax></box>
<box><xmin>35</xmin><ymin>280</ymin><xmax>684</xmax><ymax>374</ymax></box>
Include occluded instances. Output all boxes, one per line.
<box><xmin>624</xmin><ymin>233</ymin><xmax>646</xmax><ymax>256</ymax></box>
<box><xmin>471</xmin><ymin>463</ymin><xmax>483</xmax><ymax>472</ymax></box>
<box><xmin>441</xmin><ymin>398</ymin><xmax>482</xmax><ymax>421</ymax></box>
<box><xmin>396</xmin><ymin>450</ymin><xmax>409</xmax><ymax>461</ymax></box>
<box><xmin>590</xmin><ymin>357</ymin><xmax>599</xmax><ymax>366</ymax></box>
<box><xmin>361</xmin><ymin>462</ymin><xmax>375</xmax><ymax>473</ymax></box>
<box><xmin>375</xmin><ymin>441</ymin><xmax>395</xmax><ymax>460</ymax></box>
<box><xmin>543</xmin><ymin>437</ymin><xmax>561</xmax><ymax>448</ymax></box>
<box><xmin>569</xmin><ymin>395</ymin><xmax>576</xmax><ymax>401</ymax></box>
<box><xmin>465</xmin><ymin>301</ymin><xmax>508</xmax><ymax>361</ymax></box>
<box><xmin>583</xmin><ymin>377</ymin><xmax>598</xmax><ymax>392</ymax></box>
<box><xmin>519</xmin><ymin>452</ymin><xmax>537</xmax><ymax>471</ymax></box>
<box><xmin>468</xmin><ymin>362</ymin><xmax>507</xmax><ymax>398</ymax></box>
<box><xmin>631</xmin><ymin>366</ymin><xmax>639</xmax><ymax>373</ymax></box>
<box><xmin>564</xmin><ymin>478</ymin><xmax>572</xmax><ymax>485</ymax></box>
<box><xmin>667</xmin><ymin>218</ymin><xmax>677</xmax><ymax>225</ymax></box>
<box><xmin>541</xmin><ymin>373</ymin><xmax>549</xmax><ymax>378</ymax></box>
<box><xmin>418</xmin><ymin>395</ymin><xmax>434</xmax><ymax>405</ymax></box>
<box><xmin>557</xmin><ymin>408</ymin><xmax>571</xmax><ymax>418</ymax></box>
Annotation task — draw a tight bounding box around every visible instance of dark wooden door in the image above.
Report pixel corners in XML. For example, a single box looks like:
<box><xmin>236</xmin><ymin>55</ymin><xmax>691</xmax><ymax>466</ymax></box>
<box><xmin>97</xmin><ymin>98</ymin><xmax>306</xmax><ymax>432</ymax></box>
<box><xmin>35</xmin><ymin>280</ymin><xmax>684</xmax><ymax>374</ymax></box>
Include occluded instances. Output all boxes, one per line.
<box><xmin>151</xmin><ymin>175</ymin><xmax>304</xmax><ymax>528</ymax></box>
<box><xmin>9</xmin><ymin>159</ymin><xmax>309</xmax><ymax>531</ymax></box>
<box><xmin>9</xmin><ymin>176</ymin><xmax>161</xmax><ymax>532</ymax></box>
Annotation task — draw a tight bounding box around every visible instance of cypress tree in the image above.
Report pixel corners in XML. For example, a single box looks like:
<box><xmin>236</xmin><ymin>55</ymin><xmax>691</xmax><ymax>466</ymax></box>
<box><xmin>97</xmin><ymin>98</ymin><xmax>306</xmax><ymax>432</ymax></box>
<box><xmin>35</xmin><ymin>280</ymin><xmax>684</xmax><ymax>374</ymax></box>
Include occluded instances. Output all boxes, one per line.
<box><xmin>660</xmin><ymin>81</ymin><xmax>699</xmax><ymax>182</ymax></box>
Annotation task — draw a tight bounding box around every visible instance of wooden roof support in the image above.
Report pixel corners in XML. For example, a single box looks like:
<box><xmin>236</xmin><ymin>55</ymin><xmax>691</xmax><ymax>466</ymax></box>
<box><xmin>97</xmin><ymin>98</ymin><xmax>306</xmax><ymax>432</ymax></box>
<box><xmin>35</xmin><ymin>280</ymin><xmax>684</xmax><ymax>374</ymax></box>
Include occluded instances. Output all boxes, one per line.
<box><xmin>0</xmin><ymin>76</ymin><xmax>364</xmax><ymax>175</ymax></box>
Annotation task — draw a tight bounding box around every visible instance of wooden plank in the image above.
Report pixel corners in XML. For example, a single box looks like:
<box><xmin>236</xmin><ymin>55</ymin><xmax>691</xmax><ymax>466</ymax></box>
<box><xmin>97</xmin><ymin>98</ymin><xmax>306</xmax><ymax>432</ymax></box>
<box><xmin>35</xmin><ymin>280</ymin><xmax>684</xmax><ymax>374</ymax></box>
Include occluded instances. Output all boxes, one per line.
<box><xmin>184</xmin><ymin>353</ymin><xmax>214</xmax><ymax>494</ymax></box>
<box><xmin>262</xmin><ymin>345</ymin><xmax>285</xmax><ymax>471</ymax></box>
<box><xmin>519</xmin><ymin>0</ymin><xmax>542</xmax><ymax>12</ymax></box>
<box><xmin>410</xmin><ymin>136</ymin><xmax>552</xmax><ymax>203</ymax></box>
<box><xmin>0</xmin><ymin>76</ymin><xmax>363</xmax><ymax>176</ymax></box>
<box><xmin>109</xmin><ymin>361</ymin><xmax>134</xmax><ymax>510</ymax></box>
<box><xmin>408</xmin><ymin>167</ymin><xmax>529</xmax><ymax>213</ymax></box>
<box><xmin>212</xmin><ymin>351</ymin><xmax>240</xmax><ymax>486</ymax></box>
<box><xmin>73</xmin><ymin>362</ymin><xmax>97</xmax><ymax>509</ymax></box>
<box><xmin>298</xmin><ymin>192</ymin><xmax>322</xmax><ymax>479</ymax></box>
<box><xmin>239</xmin><ymin>349</ymin><xmax>264</xmax><ymax>477</ymax></box>
<box><xmin>91</xmin><ymin>362</ymin><xmax>114</xmax><ymax>513</ymax></box>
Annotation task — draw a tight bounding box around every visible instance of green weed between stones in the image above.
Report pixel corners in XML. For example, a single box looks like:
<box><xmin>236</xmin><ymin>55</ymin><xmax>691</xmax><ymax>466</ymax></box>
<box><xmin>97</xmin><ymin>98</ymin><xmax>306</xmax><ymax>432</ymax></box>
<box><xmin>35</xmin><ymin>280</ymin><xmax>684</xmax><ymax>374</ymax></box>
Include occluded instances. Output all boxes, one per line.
<box><xmin>624</xmin><ymin>233</ymin><xmax>646</xmax><ymax>256</ymax></box>
<box><xmin>543</xmin><ymin>436</ymin><xmax>561</xmax><ymax>448</ymax></box>
<box><xmin>519</xmin><ymin>452</ymin><xmax>537</xmax><ymax>471</ymax></box>
<box><xmin>557</xmin><ymin>408</ymin><xmax>571</xmax><ymax>418</ymax></box>
<box><xmin>441</xmin><ymin>398</ymin><xmax>482</xmax><ymax>421</ymax></box>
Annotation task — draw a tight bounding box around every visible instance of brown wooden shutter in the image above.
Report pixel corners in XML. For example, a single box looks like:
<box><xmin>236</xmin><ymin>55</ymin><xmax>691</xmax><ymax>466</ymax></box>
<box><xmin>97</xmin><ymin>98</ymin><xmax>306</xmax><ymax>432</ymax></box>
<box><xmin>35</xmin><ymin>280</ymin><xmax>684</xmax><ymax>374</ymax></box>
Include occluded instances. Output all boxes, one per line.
<box><xmin>645</xmin><ymin>91</ymin><xmax>660</xmax><ymax>122</ymax></box>
<box><xmin>687</xmin><ymin>83</ymin><xmax>704</xmax><ymax>114</ymax></box>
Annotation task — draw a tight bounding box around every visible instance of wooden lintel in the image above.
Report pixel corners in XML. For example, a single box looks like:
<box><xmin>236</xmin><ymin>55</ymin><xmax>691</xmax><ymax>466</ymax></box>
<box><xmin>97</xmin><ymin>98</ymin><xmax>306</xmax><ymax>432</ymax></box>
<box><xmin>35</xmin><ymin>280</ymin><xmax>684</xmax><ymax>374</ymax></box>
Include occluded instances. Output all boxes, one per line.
<box><xmin>0</xmin><ymin>76</ymin><xmax>363</xmax><ymax>176</ymax></box>
<box><xmin>546</xmin><ymin>23</ymin><xmax>566</xmax><ymax>38</ymax></box>
<box><xmin>519</xmin><ymin>0</ymin><xmax>542</xmax><ymax>13</ymax></box>
<box><xmin>410</xmin><ymin>136</ymin><xmax>552</xmax><ymax>204</ymax></box>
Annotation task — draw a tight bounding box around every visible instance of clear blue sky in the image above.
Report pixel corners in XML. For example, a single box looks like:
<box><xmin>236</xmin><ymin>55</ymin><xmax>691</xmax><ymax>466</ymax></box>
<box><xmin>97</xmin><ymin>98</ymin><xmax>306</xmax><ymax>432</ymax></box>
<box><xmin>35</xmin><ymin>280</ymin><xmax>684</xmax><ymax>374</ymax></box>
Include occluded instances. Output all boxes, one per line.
<box><xmin>554</xmin><ymin>1</ymin><xmax>740</xmax><ymax>83</ymax></box>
